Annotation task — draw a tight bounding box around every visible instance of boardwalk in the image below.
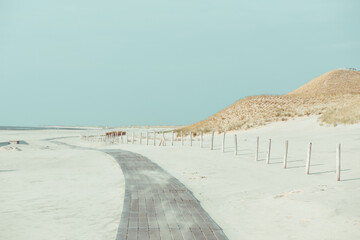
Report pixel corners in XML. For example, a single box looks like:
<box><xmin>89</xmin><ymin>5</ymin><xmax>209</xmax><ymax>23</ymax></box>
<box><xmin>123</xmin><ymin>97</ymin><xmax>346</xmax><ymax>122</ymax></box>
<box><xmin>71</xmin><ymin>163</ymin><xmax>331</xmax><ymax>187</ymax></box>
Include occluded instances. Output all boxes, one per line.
<box><xmin>107</xmin><ymin>150</ymin><xmax>228</xmax><ymax>240</ymax></box>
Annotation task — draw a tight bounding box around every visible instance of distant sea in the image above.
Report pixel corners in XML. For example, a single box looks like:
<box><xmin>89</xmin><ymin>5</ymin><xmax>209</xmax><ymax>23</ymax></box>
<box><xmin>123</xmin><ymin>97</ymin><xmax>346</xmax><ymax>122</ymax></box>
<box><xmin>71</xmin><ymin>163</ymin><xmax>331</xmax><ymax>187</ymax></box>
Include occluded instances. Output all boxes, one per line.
<box><xmin>0</xmin><ymin>126</ymin><xmax>87</xmax><ymax>131</ymax></box>
<box><xmin>0</xmin><ymin>127</ymin><xmax>86</xmax><ymax>147</ymax></box>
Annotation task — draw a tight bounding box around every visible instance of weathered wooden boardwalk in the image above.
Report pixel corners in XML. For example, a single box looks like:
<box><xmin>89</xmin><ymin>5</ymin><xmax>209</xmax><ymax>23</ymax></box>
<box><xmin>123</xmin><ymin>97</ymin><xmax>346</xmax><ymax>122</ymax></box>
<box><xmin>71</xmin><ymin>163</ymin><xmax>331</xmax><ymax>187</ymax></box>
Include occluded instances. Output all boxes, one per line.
<box><xmin>107</xmin><ymin>150</ymin><xmax>228</xmax><ymax>240</ymax></box>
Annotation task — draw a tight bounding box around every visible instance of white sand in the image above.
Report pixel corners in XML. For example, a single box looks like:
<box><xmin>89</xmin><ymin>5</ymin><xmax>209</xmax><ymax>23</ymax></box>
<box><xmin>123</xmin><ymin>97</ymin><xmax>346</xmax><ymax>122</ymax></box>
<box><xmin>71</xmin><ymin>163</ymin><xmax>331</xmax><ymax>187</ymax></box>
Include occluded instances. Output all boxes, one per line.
<box><xmin>1</xmin><ymin>117</ymin><xmax>360</xmax><ymax>240</ymax></box>
<box><xmin>0</xmin><ymin>131</ymin><xmax>125</xmax><ymax>240</ymax></box>
<box><xmin>64</xmin><ymin>117</ymin><xmax>360</xmax><ymax>240</ymax></box>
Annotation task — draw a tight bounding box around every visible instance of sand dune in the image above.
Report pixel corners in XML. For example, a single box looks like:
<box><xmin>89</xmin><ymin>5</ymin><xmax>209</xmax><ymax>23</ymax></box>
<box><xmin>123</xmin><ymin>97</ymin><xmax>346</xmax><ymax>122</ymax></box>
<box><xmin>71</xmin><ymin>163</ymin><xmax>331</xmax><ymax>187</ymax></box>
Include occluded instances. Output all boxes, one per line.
<box><xmin>180</xmin><ymin>69</ymin><xmax>360</xmax><ymax>133</ymax></box>
<box><xmin>288</xmin><ymin>69</ymin><xmax>360</xmax><ymax>95</ymax></box>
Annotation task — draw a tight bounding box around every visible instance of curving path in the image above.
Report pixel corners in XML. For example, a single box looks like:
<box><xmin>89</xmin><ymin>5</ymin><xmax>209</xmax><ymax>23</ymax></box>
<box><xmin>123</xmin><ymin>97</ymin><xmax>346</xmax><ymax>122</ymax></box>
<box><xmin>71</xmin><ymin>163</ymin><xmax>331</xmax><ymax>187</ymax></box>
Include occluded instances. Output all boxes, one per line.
<box><xmin>107</xmin><ymin>150</ymin><xmax>228</xmax><ymax>240</ymax></box>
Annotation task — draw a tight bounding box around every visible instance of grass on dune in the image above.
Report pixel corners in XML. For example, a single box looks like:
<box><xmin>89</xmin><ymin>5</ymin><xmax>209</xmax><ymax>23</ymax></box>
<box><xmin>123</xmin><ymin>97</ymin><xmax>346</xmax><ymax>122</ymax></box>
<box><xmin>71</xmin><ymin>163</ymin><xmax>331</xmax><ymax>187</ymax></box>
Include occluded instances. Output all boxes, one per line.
<box><xmin>177</xmin><ymin>94</ymin><xmax>360</xmax><ymax>135</ymax></box>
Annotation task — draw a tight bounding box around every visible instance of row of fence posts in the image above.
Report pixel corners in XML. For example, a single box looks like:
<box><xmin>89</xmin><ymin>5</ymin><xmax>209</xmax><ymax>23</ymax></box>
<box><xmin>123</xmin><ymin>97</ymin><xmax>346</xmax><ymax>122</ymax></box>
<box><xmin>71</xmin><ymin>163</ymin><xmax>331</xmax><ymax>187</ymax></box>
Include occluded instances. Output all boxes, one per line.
<box><xmin>83</xmin><ymin>130</ymin><xmax>342</xmax><ymax>181</ymax></box>
<box><xmin>99</xmin><ymin>131</ymin><xmax>198</xmax><ymax>147</ymax></box>
<box><xmin>254</xmin><ymin>137</ymin><xmax>341</xmax><ymax>181</ymax></box>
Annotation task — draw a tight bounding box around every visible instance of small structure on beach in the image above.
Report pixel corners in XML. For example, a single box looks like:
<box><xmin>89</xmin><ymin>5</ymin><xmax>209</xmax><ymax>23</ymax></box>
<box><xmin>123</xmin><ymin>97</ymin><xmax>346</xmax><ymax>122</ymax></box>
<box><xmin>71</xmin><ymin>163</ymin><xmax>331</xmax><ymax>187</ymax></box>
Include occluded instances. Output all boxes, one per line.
<box><xmin>105</xmin><ymin>131</ymin><xmax>126</xmax><ymax>137</ymax></box>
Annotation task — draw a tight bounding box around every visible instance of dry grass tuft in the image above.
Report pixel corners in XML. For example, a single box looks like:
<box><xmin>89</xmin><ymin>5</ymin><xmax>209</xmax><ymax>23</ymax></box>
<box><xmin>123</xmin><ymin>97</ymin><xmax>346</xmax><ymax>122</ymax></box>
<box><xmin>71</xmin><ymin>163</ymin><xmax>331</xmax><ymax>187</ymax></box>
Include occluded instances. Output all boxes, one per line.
<box><xmin>320</xmin><ymin>97</ymin><xmax>360</xmax><ymax>126</ymax></box>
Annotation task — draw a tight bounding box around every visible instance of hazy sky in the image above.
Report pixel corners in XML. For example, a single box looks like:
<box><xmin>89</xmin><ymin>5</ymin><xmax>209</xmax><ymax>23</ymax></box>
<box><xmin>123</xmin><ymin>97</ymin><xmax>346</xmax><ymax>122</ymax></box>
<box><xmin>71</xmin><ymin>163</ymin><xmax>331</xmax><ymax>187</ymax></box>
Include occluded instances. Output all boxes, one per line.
<box><xmin>1</xmin><ymin>0</ymin><xmax>359</xmax><ymax>126</ymax></box>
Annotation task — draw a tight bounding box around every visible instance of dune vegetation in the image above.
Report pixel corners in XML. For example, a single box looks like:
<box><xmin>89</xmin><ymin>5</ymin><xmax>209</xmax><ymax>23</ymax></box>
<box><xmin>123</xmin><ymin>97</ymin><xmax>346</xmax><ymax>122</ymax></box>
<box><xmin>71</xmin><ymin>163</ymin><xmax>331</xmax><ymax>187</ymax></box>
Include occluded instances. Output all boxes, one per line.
<box><xmin>178</xmin><ymin>69</ymin><xmax>360</xmax><ymax>134</ymax></box>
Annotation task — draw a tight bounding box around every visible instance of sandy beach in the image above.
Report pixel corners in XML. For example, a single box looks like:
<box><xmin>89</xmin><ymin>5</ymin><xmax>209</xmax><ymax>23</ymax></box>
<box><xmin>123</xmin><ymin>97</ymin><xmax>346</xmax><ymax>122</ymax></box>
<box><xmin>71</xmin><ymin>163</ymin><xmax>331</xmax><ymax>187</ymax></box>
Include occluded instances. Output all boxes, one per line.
<box><xmin>1</xmin><ymin>117</ymin><xmax>359</xmax><ymax>239</ymax></box>
<box><xmin>0</xmin><ymin>131</ymin><xmax>125</xmax><ymax>240</ymax></box>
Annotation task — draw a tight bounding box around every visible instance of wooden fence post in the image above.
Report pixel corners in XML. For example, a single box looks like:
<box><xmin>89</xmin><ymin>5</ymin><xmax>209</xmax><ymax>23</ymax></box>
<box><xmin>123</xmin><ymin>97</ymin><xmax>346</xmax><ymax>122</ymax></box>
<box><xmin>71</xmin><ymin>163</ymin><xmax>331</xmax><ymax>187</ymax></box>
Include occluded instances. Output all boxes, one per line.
<box><xmin>126</xmin><ymin>132</ymin><xmax>128</xmax><ymax>144</ymax></box>
<box><xmin>190</xmin><ymin>132</ymin><xmax>192</xmax><ymax>147</ymax></box>
<box><xmin>146</xmin><ymin>132</ymin><xmax>149</xmax><ymax>145</ymax></box>
<box><xmin>132</xmin><ymin>132</ymin><xmax>134</xmax><ymax>144</ymax></box>
<box><xmin>234</xmin><ymin>134</ymin><xmax>237</xmax><ymax>156</ymax></box>
<box><xmin>120</xmin><ymin>132</ymin><xmax>123</xmax><ymax>144</ymax></box>
<box><xmin>171</xmin><ymin>131</ymin><xmax>174</xmax><ymax>146</ymax></box>
<box><xmin>283</xmin><ymin>140</ymin><xmax>288</xmax><ymax>168</ymax></box>
<box><xmin>162</xmin><ymin>131</ymin><xmax>166</xmax><ymax>146</ymax></box>
<box><xmin>306</xmin><ymin>142</ymin><xmax>312</xmax><ymax>175</ymax></box>
<box><xmin>222</xmin><ymin>132</ymin><xmax>226</xmax><ymax>153</ymax></box>
<box><xmin>200</xmin><ymin>131</ymin><xmax>203</xmax><ymax>148</ymax></box>
<box><xmin>210</xmin><ymin>131</ymin><xmax>214</xmax><ymax>150</ymax></box>
<box><xmin>336</xmin><ymin>144</ymin><xmax>341</xmax><ymax>181</ymax></box>
<box><xmin>181</xmin><ymin>131</ymin><xmax>183</xmax><ymax>146</ymax></box>
<box><xmin>140</xmin><ymin>132</ymin><xmax>142</xmax><ymax>144</ymax></box>
<box><xmin>255</xmin><ymin>136</ymin><xmax>259</xmax><ymax>161</ymax></box>
<box><xmin>266</xmin><ymin>139</ymin><xmax>271</xmax><ymax>164</ymax></box>
<box><xmin>153</xmin><ymin>131</ymin><xmax>156</xmax><ymax>146</ymax></box>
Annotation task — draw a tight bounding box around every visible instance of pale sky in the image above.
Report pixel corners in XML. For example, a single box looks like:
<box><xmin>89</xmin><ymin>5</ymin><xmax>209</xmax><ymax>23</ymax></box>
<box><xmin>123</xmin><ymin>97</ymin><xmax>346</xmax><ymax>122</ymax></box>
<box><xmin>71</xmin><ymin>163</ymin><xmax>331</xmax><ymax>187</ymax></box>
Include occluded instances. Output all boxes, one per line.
<box><xmin>0</xmin><ymin>0</ymin><xmax>359</xmax><ymax>126</ymax></box>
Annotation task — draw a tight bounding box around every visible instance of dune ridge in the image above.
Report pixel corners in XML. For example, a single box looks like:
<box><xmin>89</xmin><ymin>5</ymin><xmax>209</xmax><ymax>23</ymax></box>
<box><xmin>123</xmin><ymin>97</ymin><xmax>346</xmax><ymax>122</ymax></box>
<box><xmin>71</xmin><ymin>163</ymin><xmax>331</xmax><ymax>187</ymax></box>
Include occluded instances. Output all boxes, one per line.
<box><xmin>180</xmin><ymin>69</ymin><xmax>360</xmax><ymax>134</ymax></box>
<box><xmin>288</xmin><ymin>69</ymin><xmax>360</xmax><ymax>95</ymax></box>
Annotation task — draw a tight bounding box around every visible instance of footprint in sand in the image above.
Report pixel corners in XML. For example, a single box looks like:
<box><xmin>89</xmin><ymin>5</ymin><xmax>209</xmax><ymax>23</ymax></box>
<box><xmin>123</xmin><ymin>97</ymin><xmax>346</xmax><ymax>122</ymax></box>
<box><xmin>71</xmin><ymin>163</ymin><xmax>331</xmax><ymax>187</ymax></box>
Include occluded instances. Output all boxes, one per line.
<box><xmin>274</xmin><ymin>190</ymin><xmax>302</xmax><ymax>199</ymax></box>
